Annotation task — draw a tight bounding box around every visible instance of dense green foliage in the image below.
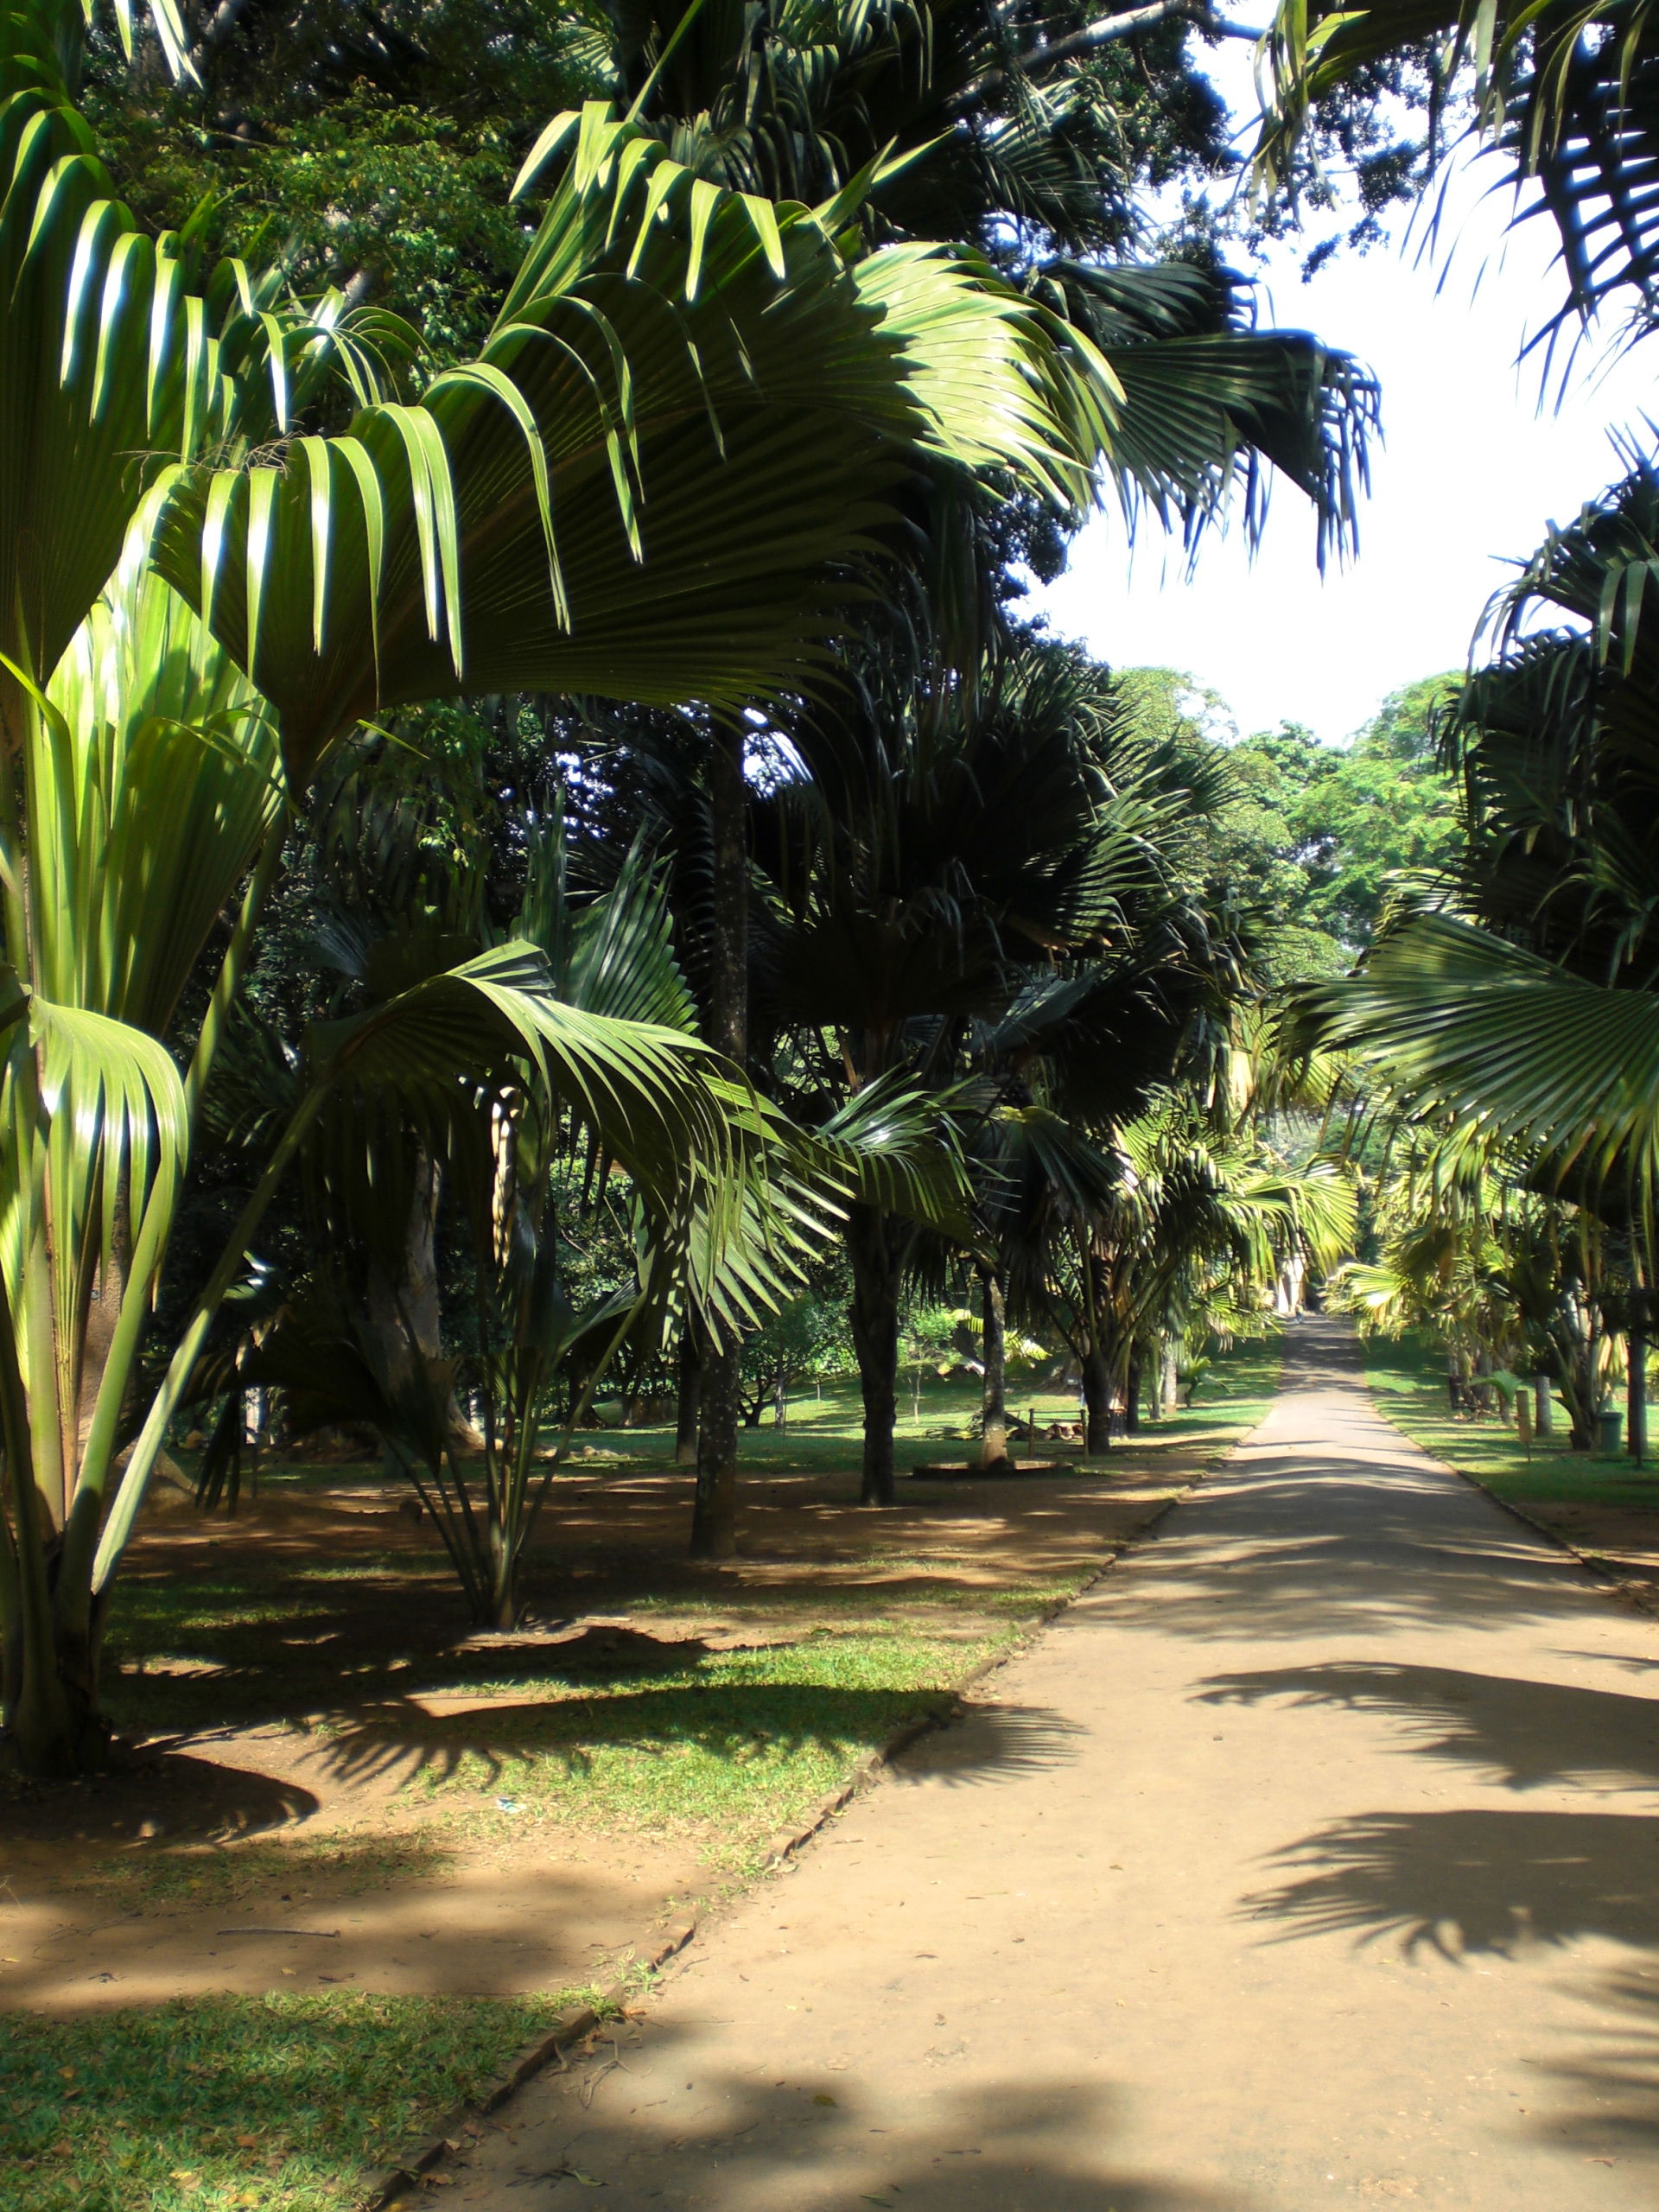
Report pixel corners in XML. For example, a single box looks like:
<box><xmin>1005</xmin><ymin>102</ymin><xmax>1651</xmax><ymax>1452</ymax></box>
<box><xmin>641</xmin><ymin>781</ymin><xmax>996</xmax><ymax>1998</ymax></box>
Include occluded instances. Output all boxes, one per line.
<box><xmin>1109</xmin><ymin>667</ymin><xmax>1463</xmax><ymax>980</ymax></box>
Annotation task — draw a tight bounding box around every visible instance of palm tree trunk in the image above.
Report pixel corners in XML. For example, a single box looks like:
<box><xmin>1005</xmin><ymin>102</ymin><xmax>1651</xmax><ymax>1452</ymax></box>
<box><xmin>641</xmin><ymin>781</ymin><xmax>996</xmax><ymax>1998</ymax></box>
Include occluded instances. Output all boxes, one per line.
<box><xmin>690</xmin><ymin>719</ymin><xmax>746</xmax><ymax>1560</ymax></box>
<box><xmin>1124</xmin><ymin>1345</ymin><xmax>1143</xmax><ymax>1435</ymax></box>
<box><xmin>1080</xmin><ymin>1344</ymin><xmax>1113</xmax><ymax>1454</ymax></box>
<box><xmin>848</xmin><ymin>1203</ymin><xmax>901</xmax><ymax>1505</ymax></box>
<box><xmin>978</xmin><ymin>1263</ymin><xmax>1013</xmax><ymax>1472</ymax></box>
<box><xmin>674</xmin><ymin>1329</ymin><xmax>702</xmax><ymax>1467</ymax></box>
<box><xmin>363</xmin><ymin>1152</ymin><xmax>480</xmax><ymax>1452</ymax></box>
<box><xmin>1630</xmin><ymin>1326</ymin><xmax>1647</xmax><ymax>1468</ymax></box>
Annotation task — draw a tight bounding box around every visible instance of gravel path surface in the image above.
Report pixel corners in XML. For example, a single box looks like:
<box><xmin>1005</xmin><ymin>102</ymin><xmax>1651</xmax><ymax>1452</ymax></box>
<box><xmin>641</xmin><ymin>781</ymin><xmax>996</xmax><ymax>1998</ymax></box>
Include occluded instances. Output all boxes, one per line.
<box><xmin>443</xmin><ymin>1317</ymin><xmax>1659</xmax><ymax>2209</ymax></box>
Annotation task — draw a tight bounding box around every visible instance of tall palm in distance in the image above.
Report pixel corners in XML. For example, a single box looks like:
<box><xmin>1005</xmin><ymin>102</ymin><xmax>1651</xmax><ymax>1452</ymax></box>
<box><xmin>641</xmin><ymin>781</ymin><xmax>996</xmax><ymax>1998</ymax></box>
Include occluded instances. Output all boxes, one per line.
<box><xmin>746</xmin><ymin>635</ymin><xmax>1239</xmax><ymax>1497</ymax></box>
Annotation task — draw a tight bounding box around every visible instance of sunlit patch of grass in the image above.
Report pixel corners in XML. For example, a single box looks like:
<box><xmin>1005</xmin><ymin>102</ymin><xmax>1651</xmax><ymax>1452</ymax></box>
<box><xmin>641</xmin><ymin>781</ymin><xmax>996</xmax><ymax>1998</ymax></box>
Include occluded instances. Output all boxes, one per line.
<box><xmin>3</xmin><ymin>1988</ymin><xmax>596</xmax><ymax>2212</ymax></box>
<box><xmin>1363</xmin><ymin>1331</ymin><xmax>1659</xmax><ymax>1510</ymax></box>
<box><xmin>303</xmin><ymin>1626</ymin><xmax>1010</xmax><ymax>1868</ymax></box>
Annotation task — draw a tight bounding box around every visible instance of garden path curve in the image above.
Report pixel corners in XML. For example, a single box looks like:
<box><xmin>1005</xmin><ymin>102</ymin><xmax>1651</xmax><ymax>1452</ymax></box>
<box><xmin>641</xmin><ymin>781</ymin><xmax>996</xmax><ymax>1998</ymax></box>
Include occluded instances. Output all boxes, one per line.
<box><xmin>447</xmin><ymin>1316</ymin><xmax>1659</xmax><ymax>2210</ymax></box>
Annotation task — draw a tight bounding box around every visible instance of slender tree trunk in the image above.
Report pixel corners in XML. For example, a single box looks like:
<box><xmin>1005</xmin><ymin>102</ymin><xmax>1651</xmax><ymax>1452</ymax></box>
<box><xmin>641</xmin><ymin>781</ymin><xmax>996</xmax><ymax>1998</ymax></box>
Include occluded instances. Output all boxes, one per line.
<box><xmin>1124</xmin><ymin>1345</ymin><xmax>1143</xmax><ymax>1435</ymax></box>
<box><xmin>1565</xmin><ymin>1326</ymin><xmax>1597</xmax><ymax>1450</ymax></box>
<box><xmin>674</xmin><ymin>1330</ymin><xmax>702</xmax><ymax>1467</ymax></box>
<box><xmin>1630</xmin><ymin>1324</ymin><xmax>1648</xmax><ymax>1470</ymax></box>
<box><xmin>690</xmin><ymin>719</ymin><xmax>747</xmax><ymax>1560</ymax></box>
<box><xmin>848</xmin><ymin>1203</ymin><xmax>902</xmax><ymax>1505</ymax></box>
<box><xmin>978</xmin><ymin>1263</ymin><xmax>1013</xmax><ymax>1472</ymax></box>
<box><xmin>485</xmin><ymin>1511</ymin><xmax>517</xmax><ymax>1632</ymax></box>
<box><xmin>1080</xmin><ymin>1344</ymin><xmax>1113</xmax><ymax>1455</ymax></box>
<box><xmin>364</xmin><ymin>1152</ymin><xmax>480</xmax><ymax>1452</ymax></box>
<box><xmin>693</xmin><ymin>1350</ymin><xmax>741</xmax><ymax>1555</ymax></box>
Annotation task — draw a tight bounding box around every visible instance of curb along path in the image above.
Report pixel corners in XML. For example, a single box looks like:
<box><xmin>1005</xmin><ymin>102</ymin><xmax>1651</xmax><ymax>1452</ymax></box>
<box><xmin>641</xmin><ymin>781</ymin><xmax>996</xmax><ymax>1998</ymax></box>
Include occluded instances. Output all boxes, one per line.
<box><xmin>438</xmin><ymin>1319</ymin><xmax>1659</xmax><ymax>2210</ymax></box>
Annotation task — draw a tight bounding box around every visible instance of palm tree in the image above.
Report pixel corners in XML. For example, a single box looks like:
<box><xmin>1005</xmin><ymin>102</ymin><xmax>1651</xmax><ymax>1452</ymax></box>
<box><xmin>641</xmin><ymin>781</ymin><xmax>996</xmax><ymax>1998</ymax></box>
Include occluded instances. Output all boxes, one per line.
<box><xmin>194</xmin><ymin>819</ymin><xmax>864</xmax><ymax>1626</ymax></box>
<box><xmin>746</xmin><ymin>635</ymin><xmax>1234</xmax><ymax>1493</ymax></box>
<box><xmin>599</xmin><ymin>0</ymin><xmax>1378</xmax><ymax>1546</ymax></box>
<box><xmin>1290</xmin><ymin>460</ymin><xmax>1659</xmax><ymax>1198</ymax></box>
<box><xmin>0</xmin><ymin>0</ymin><xmax>1127</xmax><ymax>1771</ymax></box>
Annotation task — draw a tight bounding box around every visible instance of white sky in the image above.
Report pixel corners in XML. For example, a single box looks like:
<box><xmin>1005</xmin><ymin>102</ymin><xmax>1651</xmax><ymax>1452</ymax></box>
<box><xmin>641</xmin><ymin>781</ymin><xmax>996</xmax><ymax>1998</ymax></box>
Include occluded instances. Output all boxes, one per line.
<box><xmin>1027</xmin><ymin>58</ymin><xmax>1658</xmax><ymax>745</ymax></box>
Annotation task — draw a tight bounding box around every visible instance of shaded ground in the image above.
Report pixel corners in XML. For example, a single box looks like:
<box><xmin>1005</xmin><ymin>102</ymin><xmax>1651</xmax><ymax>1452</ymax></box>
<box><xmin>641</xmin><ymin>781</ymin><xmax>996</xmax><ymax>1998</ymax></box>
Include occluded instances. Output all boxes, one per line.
<box><xmin>1</xmin><ymin>1363</ymin><xmax>1278</xmax><ymax>2212</ymax></box>
<box><xmin>439</xmin><ymin>1319</ymin><xmax>1659</xmax><ymax>2212</ymax></box>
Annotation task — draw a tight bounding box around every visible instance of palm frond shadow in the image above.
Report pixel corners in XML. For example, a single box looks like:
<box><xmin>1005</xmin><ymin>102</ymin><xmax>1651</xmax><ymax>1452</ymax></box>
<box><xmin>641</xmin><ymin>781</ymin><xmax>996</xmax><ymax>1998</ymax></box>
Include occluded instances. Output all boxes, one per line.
<box><xmin>893</xmin><ymin>1700</ymin><xmax>1085</xmax><ymax>1786</ymax></box>
<box><xmin>1534</xmin><ymin>1967</ymin><xmax>1659</xmax><ymax>2163</ymax></box>
<box><xmin>1196</xmin><ymin>1662</ymin><xmax>1659</xmax><ymax>1794</ymax></box>
<box><xmin>1239</xmin><ymin>1808</ymin><xmax>1659</xmax><ymax>1961</ymax></box>
<box><xmin>308</xmin><ymin>1685</ymin><xmax>1079</xmax><ymax>1794</ymax></box>
<box><xmin>1104</xmin><ymin>1493</ymin><xmax>1598</xmax><ymax>1644</ymax></box>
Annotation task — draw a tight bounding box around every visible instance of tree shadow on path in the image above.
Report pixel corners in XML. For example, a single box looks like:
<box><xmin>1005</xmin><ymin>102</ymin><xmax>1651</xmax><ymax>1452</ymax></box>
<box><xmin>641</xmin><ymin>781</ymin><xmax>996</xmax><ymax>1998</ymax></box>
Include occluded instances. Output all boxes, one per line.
<box><xmin>1532</xmin><ymin>1967</ymin><xmax>1659</xmax><ymax>2167</ymax></box>
<box><xmin>1241</xmin><ymin>1807</ymin><xmax>1659</xmax><ymax>1961</ymax></box>
<box><xmin>457</xmin><ymin>2029</ymin><xmax>1260</xmax><ymax>2210</ymax></box>
<box><xmin>1197</xmin><ymin>1661</ymin><xmax>1659</xmax><ymax>1792</ymax></box>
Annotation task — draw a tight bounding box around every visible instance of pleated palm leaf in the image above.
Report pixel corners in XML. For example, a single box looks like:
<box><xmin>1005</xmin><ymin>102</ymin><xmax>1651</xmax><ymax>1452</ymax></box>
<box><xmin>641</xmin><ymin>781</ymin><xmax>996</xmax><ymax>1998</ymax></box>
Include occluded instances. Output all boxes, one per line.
<box><xmin>598</xmin><ymin>0</ymin><xmax>1382</xmax><ymax>556</ymax></box>
<box><xmin>1291</xmin><ymin>459</ymin><xmax>1659</xmax><ymax>1208</ymax></box>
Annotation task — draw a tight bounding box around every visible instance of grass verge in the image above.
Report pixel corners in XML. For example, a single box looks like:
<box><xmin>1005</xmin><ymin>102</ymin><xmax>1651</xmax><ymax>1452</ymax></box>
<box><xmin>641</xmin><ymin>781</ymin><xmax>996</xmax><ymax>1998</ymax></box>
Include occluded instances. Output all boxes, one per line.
<box><xmin>1361</xmin><ymin>1330</ymin><xmax>1659</xmax><ymax>1514</ymax></box>
<box><xmin>3</xmin><ymin>1989</ymin><xmax>595</xmax><ymax>2212</ymax></box>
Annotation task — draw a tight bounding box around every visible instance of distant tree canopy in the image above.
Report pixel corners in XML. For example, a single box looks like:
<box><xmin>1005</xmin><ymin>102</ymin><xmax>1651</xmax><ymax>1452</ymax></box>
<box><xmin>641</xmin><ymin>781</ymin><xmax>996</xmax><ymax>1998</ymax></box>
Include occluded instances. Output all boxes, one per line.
<box><xmin>1112</xmin><ymin>668</ymin><xmax>1464</xmax><ymax>977</ymax></box>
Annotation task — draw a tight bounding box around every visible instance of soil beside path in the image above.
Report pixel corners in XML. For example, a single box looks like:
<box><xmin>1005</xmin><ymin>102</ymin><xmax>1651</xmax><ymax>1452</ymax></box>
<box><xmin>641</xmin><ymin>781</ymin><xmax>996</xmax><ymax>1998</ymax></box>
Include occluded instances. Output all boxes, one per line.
<box><xmin>436</xmin><ymin>1319</ymin><xmax>1659</xmax><ymax>2211</ymax></box>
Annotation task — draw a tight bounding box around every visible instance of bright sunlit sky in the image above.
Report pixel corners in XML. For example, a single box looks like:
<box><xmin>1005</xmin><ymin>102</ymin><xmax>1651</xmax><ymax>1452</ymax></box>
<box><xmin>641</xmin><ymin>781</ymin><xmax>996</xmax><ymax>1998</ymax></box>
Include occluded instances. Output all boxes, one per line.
<box><xmin>1027</xmin><ymin>48</ymin><xmax>1658</xmax><ymax>746</ymax></box>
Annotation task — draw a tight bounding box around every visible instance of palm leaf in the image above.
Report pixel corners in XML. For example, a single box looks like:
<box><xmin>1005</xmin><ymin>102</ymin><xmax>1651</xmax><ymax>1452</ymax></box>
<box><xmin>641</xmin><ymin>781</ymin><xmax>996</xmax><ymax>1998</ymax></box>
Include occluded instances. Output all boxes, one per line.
<box><xmin>1294</xmin><ymin>911</ymin><xmax>1659</xmax><ymax>1192</ymax></box>
<box><xmin>0</xmin><ymin>987</ymin><xmax>186</xmax><ymax>1549</ymax></box>
<box><xmin>814</xmin><ymin>1073</ymin><xmax>974</xmax><ymax>1237</ymax></box>
<box><xmin>148</xmin><ymin>107</ymin><xmax>1096</xmax><ymax>784</ymax></box>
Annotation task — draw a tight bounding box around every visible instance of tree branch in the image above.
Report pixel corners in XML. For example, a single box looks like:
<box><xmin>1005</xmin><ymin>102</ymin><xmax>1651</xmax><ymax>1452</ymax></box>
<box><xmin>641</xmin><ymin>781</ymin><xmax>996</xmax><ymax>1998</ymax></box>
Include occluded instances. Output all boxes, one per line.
<box><xmin>957</xmin><ymin>0</ymin><xmax>1265</xmax><ymax>107</ymax></box>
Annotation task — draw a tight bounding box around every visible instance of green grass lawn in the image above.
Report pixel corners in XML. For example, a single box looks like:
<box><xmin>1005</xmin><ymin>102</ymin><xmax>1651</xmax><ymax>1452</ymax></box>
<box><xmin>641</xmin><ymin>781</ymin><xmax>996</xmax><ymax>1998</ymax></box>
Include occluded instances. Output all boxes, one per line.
<box><xmin>5</xmin><ymin>1343</ymin><xmax>1282</xmax><ymax>2212</ymax></box>
<box><xmin>216</xmin><ymin>1348</ymin><xmax>1285</xmax><ymax>1495</ymax></box>
<box><xmin>3</xmin><ymin>1988</ymin><xmax>598</xmax><ymax>2212</ymax></box>
<box><xmin>1362</xmin><ymin>1330</ymin><xmax>1659</xmax><ymax>1513</ymax></box>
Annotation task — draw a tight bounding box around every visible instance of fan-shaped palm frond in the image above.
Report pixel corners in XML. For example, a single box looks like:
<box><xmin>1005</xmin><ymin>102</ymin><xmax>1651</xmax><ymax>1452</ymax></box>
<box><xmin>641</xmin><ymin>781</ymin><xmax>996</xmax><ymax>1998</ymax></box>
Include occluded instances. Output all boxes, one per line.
<box><xmin>1294</xmin><ymin>909</ymin><xmax>1659</xmax><ymax>1198</ymax></box>
<box><xmin>148</xmin><ymin>105</ymin><xmax>1107</xmax><ymax>784</ymax></box>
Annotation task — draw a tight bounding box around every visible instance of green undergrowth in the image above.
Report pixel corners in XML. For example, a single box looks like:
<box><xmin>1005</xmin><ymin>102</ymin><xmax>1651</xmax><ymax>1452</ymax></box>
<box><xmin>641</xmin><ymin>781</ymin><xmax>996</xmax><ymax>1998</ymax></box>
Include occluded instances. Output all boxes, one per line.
<box><xmin>2</xmin><ymin>1988</ymin><xmax>598</xmax><ymax>2212</ymax></box>
<box><xmin>1363</xmin><ymin>1331</ymin><xmax>1659</xmax><ymax>1512</ymax></box>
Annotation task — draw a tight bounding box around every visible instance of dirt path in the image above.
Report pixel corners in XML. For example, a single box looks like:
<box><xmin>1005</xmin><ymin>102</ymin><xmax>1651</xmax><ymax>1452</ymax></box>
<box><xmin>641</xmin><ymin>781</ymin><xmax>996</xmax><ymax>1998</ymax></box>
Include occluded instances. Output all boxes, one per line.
<box><xmin>438</xmin><ymin>1319</ymin><xmax>1659</xmax><ymax>2210</ymax></box>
